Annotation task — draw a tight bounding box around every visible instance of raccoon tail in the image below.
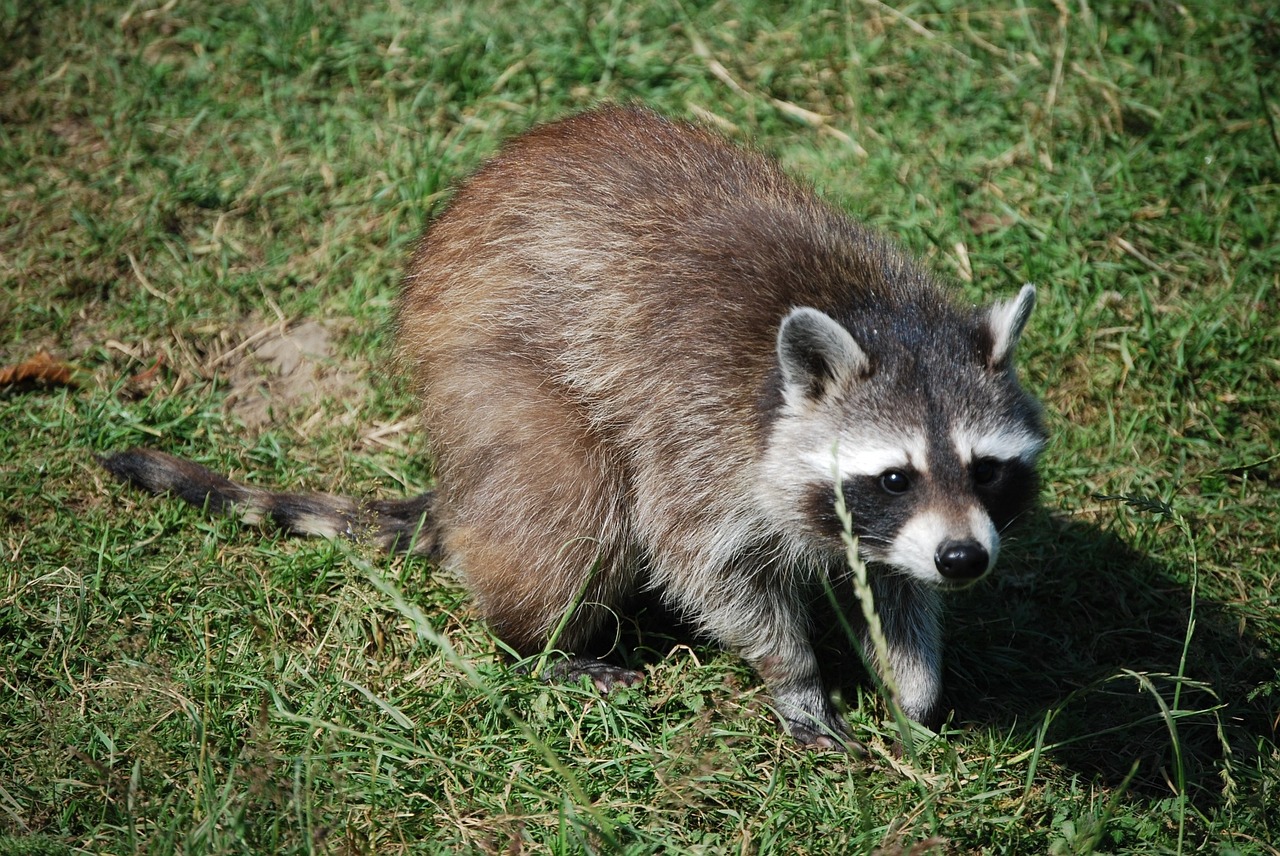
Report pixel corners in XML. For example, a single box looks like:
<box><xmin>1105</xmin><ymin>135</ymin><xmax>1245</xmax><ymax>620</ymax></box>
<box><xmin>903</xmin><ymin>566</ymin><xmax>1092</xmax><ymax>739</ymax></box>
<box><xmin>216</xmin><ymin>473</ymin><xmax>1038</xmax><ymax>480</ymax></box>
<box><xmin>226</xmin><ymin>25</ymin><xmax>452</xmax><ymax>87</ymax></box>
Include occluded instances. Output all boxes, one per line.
<box><xmin>98</xmin><ymin>448</ymin><xmax>438</xmax><ymax>556</ymax></box>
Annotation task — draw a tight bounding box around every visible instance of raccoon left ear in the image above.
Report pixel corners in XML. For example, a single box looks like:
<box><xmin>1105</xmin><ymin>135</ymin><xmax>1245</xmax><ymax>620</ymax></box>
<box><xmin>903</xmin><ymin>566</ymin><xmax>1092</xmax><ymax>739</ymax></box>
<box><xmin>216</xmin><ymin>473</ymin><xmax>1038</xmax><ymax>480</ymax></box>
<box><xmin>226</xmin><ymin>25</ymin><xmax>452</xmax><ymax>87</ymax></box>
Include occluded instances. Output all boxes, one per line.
<box><xmin>985</xmin><ymin>284</ymin><xmax>1036</xmax><ymax>370</ymax></box>
<box><xmin>777</xmin><ymin>307</ymin><xmax>870</xmax><ymax>405</ymax></box>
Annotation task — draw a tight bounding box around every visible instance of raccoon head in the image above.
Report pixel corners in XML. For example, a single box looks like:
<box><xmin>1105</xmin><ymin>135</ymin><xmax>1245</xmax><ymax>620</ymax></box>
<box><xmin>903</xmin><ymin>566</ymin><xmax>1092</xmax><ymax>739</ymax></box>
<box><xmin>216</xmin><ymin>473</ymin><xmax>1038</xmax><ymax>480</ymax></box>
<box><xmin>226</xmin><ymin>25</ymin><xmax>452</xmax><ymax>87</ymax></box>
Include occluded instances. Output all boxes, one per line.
<box><xmin>760</xmin><ymin>284</ymin><xmax>1044</xmax><ymax>588</ymax></box>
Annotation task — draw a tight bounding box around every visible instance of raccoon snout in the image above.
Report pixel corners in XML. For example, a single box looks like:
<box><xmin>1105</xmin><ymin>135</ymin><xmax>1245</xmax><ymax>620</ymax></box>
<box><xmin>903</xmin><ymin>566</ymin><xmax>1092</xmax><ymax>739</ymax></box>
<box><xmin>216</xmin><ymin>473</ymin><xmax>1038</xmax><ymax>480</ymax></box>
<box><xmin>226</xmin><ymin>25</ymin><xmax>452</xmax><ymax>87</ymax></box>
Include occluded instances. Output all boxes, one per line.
<box><xmin>934</xmin><ymin>540</ymin><xmax>990</xmax><ymax>580</ymax></box>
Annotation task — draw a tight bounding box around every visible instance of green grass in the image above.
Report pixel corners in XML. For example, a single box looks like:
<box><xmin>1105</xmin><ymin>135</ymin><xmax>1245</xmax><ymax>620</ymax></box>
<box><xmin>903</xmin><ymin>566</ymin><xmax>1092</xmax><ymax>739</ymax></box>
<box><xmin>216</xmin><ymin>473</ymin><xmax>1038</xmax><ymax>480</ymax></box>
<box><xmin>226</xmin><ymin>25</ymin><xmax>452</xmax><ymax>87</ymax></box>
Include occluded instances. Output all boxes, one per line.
<box><xmin>3</xmin><ymin>0</ymin><xmax>1279</xmax><ymax>852</ymax></box>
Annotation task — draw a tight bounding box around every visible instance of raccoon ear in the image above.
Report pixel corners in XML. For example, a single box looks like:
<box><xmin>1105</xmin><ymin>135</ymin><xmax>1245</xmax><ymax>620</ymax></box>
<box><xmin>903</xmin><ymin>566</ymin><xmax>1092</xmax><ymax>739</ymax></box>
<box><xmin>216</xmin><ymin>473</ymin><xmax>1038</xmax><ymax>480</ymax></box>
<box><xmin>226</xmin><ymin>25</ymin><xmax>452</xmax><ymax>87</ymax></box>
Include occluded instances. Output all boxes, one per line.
<box><xmin>777</xmin><ymin>307</ymin><xmax>870</xmax><ymax>404</ymax></box>
<box><xmin>985</xmin><ymin>283</ymin><xmax>1036</xmax><ymax>370</ymax></box>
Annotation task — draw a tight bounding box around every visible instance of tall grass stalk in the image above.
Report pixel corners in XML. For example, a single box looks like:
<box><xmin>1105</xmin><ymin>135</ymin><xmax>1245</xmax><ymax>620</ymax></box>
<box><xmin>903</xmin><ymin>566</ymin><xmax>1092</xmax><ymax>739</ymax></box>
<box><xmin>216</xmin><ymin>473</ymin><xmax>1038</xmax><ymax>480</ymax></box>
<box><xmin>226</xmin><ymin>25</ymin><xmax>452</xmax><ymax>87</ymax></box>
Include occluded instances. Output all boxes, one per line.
<box><xmin>829</xmin><ymin>447</ymin><xmax>919</xmax><ymax>761</ymax></box>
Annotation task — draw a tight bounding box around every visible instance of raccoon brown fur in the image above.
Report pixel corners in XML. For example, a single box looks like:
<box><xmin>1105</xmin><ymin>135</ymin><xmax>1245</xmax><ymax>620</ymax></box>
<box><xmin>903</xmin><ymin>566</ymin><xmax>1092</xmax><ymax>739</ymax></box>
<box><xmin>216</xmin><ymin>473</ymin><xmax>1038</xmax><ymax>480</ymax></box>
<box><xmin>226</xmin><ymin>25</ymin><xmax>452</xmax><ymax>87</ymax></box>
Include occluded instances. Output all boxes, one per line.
<box><xmin>104</xmin><ymin>105</ymin><xmax>1045</xmax><ymax>748</ymax></box>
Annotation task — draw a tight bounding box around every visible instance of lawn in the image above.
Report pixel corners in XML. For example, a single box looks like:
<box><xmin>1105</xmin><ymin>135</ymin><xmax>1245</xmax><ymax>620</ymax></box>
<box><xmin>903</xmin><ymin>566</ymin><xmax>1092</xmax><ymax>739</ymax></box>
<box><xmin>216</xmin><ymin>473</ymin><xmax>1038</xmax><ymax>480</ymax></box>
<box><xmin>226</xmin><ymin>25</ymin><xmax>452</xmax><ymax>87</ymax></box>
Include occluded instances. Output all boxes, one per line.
<box><xmin>2</xmin><ymin>0</ymin><xmax>1278</xmax><ymax>852</ymax></box>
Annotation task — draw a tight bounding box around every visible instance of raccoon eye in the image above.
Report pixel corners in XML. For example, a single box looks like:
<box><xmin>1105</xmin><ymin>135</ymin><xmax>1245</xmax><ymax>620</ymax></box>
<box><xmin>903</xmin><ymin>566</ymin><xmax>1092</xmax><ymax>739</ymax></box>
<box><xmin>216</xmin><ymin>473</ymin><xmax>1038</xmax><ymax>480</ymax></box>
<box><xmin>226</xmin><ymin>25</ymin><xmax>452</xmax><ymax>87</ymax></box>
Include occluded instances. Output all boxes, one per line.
<box><xmin>879</xmin><ymin>469</ymin><xmax>911</xmax><ymax>495</ymax></box>
<box><xmin>973</xmin><ymin>458</ymin><xmax>1001</xmax><ymax>486</ymax></box>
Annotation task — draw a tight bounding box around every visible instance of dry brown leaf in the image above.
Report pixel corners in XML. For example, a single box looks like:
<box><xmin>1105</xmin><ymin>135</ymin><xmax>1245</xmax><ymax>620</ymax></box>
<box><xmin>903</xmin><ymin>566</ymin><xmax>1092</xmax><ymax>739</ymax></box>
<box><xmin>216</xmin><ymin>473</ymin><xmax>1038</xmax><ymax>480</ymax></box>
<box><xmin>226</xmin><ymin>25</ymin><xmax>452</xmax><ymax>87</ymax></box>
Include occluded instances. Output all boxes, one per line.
<box><xmin>0</xmin><ymin>351</ymin><xmax>79</xmax><ymax>391</ymax></box>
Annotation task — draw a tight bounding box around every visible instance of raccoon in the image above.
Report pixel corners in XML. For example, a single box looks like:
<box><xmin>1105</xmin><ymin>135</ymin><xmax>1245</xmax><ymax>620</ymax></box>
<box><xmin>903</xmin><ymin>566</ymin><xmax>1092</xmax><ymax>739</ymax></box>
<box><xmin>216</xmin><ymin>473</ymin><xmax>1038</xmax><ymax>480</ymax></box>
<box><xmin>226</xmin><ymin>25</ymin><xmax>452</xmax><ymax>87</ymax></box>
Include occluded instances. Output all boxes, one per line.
<box><xmin>102</xmin><ymin>106</ymin><xmax>1045</xmax><ymax>748</ymax></box>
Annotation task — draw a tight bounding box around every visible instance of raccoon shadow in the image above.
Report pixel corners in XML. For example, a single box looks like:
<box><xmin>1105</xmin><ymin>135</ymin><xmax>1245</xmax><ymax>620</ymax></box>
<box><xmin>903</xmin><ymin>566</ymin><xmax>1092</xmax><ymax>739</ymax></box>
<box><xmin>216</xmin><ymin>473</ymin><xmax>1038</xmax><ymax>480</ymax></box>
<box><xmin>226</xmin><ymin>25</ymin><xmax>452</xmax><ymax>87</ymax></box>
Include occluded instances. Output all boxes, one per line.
<box><xmin>923</xmin><ymin>508</ymin><xmax>1277</xmax><ymax>807</ymax></box>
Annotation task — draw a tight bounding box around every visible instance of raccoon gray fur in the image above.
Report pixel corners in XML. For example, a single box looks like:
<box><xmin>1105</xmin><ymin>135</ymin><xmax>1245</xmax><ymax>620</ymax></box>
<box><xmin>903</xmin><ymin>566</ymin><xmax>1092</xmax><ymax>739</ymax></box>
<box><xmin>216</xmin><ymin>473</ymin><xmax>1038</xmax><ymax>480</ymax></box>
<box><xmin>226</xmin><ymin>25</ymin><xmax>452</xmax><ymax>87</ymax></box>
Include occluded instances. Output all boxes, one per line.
<box><xmin>102</xmin><ymin>105</ymin><xmax>1045</xmax><ymax>749</ymax></box>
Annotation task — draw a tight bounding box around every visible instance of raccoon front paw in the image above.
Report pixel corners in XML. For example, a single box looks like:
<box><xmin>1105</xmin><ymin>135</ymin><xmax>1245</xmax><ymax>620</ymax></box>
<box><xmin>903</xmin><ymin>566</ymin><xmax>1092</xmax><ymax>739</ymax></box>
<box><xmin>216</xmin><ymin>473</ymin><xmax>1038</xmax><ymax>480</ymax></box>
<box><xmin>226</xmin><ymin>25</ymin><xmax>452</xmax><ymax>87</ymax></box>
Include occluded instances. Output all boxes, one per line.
<box><xmin>784</xmin><ymin>714</ymin><xmax>863</xmax><ymax>753</ymax></box>
<box><xmin>775</xmin><ymin>694</ymin><xmax>863</xmax><ymax>752</ymax></box>
<box><xmin>547</xmin><ymin>657</ymin><xmax>645</xmax><ymax>693</ymax></box>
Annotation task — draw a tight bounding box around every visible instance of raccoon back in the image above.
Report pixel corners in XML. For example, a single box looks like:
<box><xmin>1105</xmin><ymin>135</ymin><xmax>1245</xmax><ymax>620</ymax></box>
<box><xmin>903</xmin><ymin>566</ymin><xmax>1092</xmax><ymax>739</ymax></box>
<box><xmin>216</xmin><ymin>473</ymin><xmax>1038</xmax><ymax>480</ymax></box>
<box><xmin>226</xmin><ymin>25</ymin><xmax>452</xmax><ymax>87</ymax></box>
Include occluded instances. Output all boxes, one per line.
<box><xmin>399</xmin><ymin>106</ymin><xmax>943</xmax><ymax>456</ymax></box>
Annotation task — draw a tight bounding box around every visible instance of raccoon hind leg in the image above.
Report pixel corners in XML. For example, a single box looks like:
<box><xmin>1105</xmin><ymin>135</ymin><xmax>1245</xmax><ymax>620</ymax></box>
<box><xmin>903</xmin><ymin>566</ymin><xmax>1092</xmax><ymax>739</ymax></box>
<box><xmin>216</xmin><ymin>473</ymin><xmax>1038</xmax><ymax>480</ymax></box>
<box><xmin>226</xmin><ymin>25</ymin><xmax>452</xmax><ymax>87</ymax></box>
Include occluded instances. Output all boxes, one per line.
<box><xmin>426</xmin><ymin>363</ymin><xmax>639</xmax><ymax>682</ymax></box>
<box><xmin>439</xmin><ymin>464</ymin><xmax>638</xmax><ymax>678</ymax></box>
<box><xmin>544</xmin><ymin>657</ymin><xmax>645</xmax><ymax>693</ymax></box>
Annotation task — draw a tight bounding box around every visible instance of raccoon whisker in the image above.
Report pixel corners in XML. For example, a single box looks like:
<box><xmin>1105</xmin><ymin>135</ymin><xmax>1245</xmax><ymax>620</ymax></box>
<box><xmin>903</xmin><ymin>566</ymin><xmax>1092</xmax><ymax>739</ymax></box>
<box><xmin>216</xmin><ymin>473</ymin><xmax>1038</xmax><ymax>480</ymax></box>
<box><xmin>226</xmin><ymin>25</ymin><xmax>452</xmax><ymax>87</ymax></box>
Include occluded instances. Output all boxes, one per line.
<box><xmin>845</xmin><ymin>535</ymin><xmax>894</xmax><ymax>551</ymax></box>
<box><xmin>996</xmin><ymin>509</ymin><xmax>1033</xmax><ymax>535</ymax></box>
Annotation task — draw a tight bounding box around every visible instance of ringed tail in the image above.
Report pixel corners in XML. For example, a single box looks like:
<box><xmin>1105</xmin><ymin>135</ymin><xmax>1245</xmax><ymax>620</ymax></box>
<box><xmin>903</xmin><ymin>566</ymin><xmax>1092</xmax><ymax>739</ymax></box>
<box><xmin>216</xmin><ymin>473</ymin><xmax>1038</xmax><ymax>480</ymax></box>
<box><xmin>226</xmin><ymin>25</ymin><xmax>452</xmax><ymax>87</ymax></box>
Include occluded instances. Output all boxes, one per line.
<box><xmin>98</xmin><ymin>448</ymin><xmax>437</xmax><ymax>555</ymax></box>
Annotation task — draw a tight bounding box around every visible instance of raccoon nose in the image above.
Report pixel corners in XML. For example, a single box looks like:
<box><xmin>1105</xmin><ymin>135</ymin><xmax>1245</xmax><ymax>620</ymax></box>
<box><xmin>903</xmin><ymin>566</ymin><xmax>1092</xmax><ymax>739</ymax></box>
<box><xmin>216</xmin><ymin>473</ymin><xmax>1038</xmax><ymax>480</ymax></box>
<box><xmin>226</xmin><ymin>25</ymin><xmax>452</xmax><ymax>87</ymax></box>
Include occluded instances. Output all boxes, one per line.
<box><xmin>935</xmin><ymin>540</ymin><xmax>990</xmax><ymax>580</ymax></box>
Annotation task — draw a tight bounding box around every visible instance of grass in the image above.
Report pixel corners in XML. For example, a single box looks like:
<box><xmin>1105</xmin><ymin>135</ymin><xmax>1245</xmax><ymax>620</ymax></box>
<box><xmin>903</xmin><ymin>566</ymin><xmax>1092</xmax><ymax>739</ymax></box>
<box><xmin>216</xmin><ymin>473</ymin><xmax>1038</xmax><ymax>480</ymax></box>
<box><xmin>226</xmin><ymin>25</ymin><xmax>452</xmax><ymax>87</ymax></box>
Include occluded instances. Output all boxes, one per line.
<box><xmin>2</xmin><ymin>0</ymin><xmax>1279</xmax><ymax>851</ymax></box>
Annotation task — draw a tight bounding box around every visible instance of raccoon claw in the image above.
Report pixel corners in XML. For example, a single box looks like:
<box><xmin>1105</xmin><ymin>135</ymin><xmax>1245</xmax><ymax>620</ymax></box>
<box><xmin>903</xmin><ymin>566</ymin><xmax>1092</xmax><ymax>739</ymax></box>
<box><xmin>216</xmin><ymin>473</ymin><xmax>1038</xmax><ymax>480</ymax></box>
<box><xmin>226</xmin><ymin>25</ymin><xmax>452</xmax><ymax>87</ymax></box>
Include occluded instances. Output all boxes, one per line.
<box><xmin>547</xmin><ymin>657</ymin><xmax>645</xmax><ymax>693</ymax></box>
<box><xmin>784</xmin><ymin>717</ymin><xmax>864</xmax><ymax>754</ymax></box>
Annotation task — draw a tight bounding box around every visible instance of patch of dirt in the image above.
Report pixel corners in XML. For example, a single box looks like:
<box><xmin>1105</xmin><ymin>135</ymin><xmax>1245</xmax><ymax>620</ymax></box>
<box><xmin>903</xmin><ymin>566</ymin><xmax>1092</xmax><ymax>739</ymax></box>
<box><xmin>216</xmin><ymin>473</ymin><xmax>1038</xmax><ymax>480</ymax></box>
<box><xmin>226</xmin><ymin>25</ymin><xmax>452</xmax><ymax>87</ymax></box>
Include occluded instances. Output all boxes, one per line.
<box><xmin>220</xmin><ymin>319</ymin><xmax>365</xmax><ymax>433</ymax></box>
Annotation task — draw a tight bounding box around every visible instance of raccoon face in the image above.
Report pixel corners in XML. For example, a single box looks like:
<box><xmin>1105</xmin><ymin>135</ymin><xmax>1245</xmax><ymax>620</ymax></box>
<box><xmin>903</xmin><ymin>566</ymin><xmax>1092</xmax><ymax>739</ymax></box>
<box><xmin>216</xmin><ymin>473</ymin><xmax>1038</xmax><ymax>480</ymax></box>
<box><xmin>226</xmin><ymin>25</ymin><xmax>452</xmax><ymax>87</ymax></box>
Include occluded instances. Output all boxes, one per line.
<box><xmin>813</xmin><ymin>423</ymin><xmax>1043</xmax><ymax>587</ymax></box>
<box><xmin>761</xmin><ymin>286</ymin><xmax>1044</xmax><ymax>587</ymax></box>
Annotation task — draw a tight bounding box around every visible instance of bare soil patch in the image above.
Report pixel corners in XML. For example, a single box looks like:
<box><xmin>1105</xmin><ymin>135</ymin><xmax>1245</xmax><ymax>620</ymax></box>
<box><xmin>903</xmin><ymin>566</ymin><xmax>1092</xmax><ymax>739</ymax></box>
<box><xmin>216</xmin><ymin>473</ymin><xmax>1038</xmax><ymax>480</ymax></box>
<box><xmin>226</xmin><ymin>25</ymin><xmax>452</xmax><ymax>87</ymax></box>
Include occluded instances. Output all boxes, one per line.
<box><xmin>219</xmin><ymin>318</ymin><xmax>365</xmax><ymax>432</ymax></box>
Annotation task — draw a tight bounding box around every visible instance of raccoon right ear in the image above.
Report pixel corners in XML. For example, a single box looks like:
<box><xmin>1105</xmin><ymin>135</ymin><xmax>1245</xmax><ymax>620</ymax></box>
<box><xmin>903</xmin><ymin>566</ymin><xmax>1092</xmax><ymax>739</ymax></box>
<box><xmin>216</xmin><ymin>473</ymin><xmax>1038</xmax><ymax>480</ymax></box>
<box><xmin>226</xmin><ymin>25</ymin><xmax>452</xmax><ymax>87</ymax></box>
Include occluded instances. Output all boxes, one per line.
<box><xmin>985</xmin><ymin>284</ymin><xmax>1036</xmax><ymax>370</ymax></box>
<box><xmin>777</xmin><ymin>307</ymin><xmax>870</xmax><ymax>405</ymax></box>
